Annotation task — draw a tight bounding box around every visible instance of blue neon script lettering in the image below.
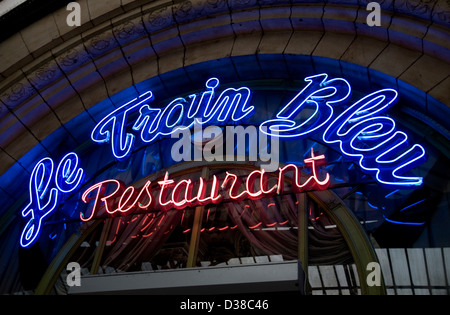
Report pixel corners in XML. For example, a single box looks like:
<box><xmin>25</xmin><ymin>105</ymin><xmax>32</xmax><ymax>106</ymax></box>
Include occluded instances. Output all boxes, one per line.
<box><xmin>20</xmin><ymin>153</ymin><xmax>84</xmax><ymax>248</ymax></box>
<box><xmin>91</xmin><ymin>78</ymin><xmax>254</xmax><ymax>160</ymax></box>
<box><xmin>260</xmin><ymin>73</ymin><xmax>426</xmax><ymax>188</ymax></box>
<box><xmin>259</xmin><ymin>73</ymin><xmax>351</xmax><ymax>137</ymax></box>
<box><xmin>91</xmin><ymin>73</ymin><xmax>425</xmax><ymax>187</ymax></box>
<box><xmin>322</xmin><ymin>89</ymin><xmax>425</xmax><ymax>187</ymax></box>
<box><xmin>91</xmin><ymin>91</ymin><xmax>155</xmax><ymax>160</ymax></box>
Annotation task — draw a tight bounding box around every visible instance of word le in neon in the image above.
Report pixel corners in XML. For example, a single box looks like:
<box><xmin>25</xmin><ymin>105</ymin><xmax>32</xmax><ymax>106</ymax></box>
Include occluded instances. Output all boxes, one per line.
<box><xmin>80</xmin><ymin>150</ymin><xmax>329</xmax><ymax>221</ymax></box>
<box><xmin>20</xmin><ymin>152</ymin><xmax>84</xmax><ymax>248</ymax></box>
<box><xmin>260</xmin><ymin>73</ymin><xmax>426</xmax><ymax>188</ymax></box>
<box><xmin>91</xmin><ymin>78</ymin><xmax>255</xmax><ymax>160</ymax></box>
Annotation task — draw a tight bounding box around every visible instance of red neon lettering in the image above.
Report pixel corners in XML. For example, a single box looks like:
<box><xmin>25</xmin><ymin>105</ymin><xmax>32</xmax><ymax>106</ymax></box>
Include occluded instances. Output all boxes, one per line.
<box><xmin>81</xmin><ymin>179</ymin><xmax>124</xmax><ymax>221</ymax></box>
<box><xmin>158</xmin><ymin>172</ymin><xmax>175</xmax><ymax>211</ymax></box>
<box><xmin>246</xmin><ymin>170</ymin><xmax>264</xmax><ymax>199</ymax></box>
<box><xmin>302</xmin><ymin>148</ymin><xmax>330</xmax><ymax>189</ymax></box>
<box><xmin>116</xmin><ymin>185</ymin><xmax>136</xmax><ymax>214</ymax></box>
<box><xmin>80</xmin><ymin>151</ymin><xmax>330</xmax><ymax>221</ymax></box>
<box><xmin>222</xmin><ymin>172</ymin><xmax>247</xmax><ymax>201</ymax></box>
<box><xmin>136</xmin><ymin>181</ymin><xmax>153</xmax><ymax>209</ymax></box>
<box><xmin>246</xmin><ymin>169</ymin><xmax>277</xmax><ymax>199</ymax></box>
<box><xmin>278</xmin><ymin>149</ymin><xmax>330</xmax><ymax>193</ymax></box>
<box><xmin>198</xmin><ymin>175</ymin><xmax>222</xmax><ymax>205</ymax></box>
<box><xmin>172</xmin><ymin>179</ymin><xmax>193</xmax><ymax>209</ymax></box>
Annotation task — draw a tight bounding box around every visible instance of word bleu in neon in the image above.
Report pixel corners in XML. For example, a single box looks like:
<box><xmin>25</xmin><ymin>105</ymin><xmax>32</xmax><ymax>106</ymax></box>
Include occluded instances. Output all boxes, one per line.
<box><xmin>260</xmin><ymin>73</ymin><xmax>426</xmax><ymax>188</ymax></box>
<box><xmin>91</xmin><ymin>78</ymin><xmax>254</xmax><ymax>160</ymax></box>
<box><xmin>20</xmin><ymin>152</ymin><xmax>84</xmax><ymax>248</ymax></box>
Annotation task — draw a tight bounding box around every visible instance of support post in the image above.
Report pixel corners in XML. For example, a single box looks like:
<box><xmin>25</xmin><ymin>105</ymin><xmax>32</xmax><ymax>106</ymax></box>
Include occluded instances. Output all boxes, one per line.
<box><xmin>90</xmin><ymin>218</ymin><xmax>112</xmax><ymax>274</ymax></box>
<box><xmin>297</xmin><ymin>194</ymin><xmax>308</xmax><ymax>273</ymax></box>
<box><xmin>297</xmin><ymin>193</ymin><xmax>308</xmax><ymax>293</ymax></box>
<box><xmin>186</xmin><ymin>167</ymin><xmax>209</xmax><ymax>268</ymax></box>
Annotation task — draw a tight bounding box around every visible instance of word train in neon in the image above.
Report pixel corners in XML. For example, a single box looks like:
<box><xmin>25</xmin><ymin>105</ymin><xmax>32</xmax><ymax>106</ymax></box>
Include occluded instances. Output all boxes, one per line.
<box><xmin>20</xmin><ymin>152</ymin><xmax>84</xmax><ymax>248</ymax></box>
<box><xmin>91</xmin><ymin>78</ymin><xmax>254</xmax><ymax>160</ymax></box>
<box><xmin>80</xmin><ymin>150</ymin><xmax>329</xmax><ymax>221</ymax></box>
<box><xmin>260</xmin><ymin>73</ymin><xmax>426</xmax><ymax>188</ymax></box>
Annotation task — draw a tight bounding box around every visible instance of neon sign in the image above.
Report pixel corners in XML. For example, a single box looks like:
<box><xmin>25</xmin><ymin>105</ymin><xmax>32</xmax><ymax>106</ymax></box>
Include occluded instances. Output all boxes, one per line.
<box><xmin>322</xmin><ymin>89</ymin><xmax>426</xmax><ymax>187</ymax></box>
<box><xmin>80</xmin><ymin>150</ymin><xmax>330</xmax><ymax>221</ymax></box>
<box><xmin>20</xmin><ymin>152</ymin><xmax>84</xmax><ymax>248</ymax></box>
<box><xmin>91</xmin><ymin>78</ymin><xmax>254</xmax><ymax>160</ymax></box>
<box><xmin>18</xmin><ymin>73</ymin><xmax>427</xmax><ymax>247</ymax></box>
<box><xmin>260</xmin><ymin>73</ymin><xmax>352</xmax><ymax>138</ymax></box>
<box><xmin>259</xmin><ymin>73</ymin><xmax>426</xmax><ymax>188</ymax></box>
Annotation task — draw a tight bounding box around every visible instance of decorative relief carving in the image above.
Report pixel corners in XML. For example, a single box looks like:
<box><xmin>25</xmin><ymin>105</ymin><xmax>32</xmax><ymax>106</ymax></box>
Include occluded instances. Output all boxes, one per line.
<box><xmin>85</xmin><ymin>30</ymin><xmax>119</xmax><ymax>57</ymax></box>
<box><xmin>113</xmin><ymin>17</ymin><xmax>148</xmax><ymax>48</ymax></box>
<box><xmin>229</xmin><ymin>0</ymin><xmax>257</xmax><ymax>9</ymax></box>
<box><xmin>174</xmin><ymin>1</ymin><xmax>196</xmax><ymax>22</ymax></box>
<box><xmin>432</xmin><ymin>0</ymin><xmax>450</xmax><ymax>25</ymax></box>
<box><xmin>394</xmin><ymin>0</ymin><xmax>437</xmax><ymax>19</ymax></box>
<box><xmin>55</xmin><ymin>46</ymin><xmax>92</xmax><ymax>82</ymax></box>
<box><xmin>0</xmin><ymin>81</ymin><xmax>36</xmax><ymax>108</ymax></box>
<box><xmin>91</xmin><ymin>35</ymin><xmax>111</xmax><ymax>51</ymax></box>
<box><xmin>206</xmin><ymin>0</ymin><xmax>228</xmax><ymax>10</ymax></box>
<box><xmin>28</xmin><ymin>60</ymin><xmax>62</xmax><ymax>91</ymax></box>
<box><xmin>58</xmin><ymin>48</ymin><xmax>81</xmax><ymax>68</ymax></box>
<box><xmin>146</xmin><ymin>6</ymin><xmax>175</xmax><ymax>32</ymax></box>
